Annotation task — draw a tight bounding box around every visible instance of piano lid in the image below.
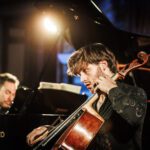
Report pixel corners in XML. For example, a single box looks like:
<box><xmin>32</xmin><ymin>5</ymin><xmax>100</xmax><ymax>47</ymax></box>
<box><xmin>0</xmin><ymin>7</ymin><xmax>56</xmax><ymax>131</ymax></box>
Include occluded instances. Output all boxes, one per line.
<box><xmin>34</xmin><ymin>0</ymin><xmax>150</xmax><ymax>64</ymax></box>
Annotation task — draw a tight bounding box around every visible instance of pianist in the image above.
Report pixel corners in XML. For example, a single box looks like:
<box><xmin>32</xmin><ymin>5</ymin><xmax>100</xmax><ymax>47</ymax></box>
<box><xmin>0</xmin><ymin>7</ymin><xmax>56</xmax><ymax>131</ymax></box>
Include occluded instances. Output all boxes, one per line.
<box><xmin>0</xmin><ymin>73</ymin><xmax>19</xmax><ymax>114</ymax></box>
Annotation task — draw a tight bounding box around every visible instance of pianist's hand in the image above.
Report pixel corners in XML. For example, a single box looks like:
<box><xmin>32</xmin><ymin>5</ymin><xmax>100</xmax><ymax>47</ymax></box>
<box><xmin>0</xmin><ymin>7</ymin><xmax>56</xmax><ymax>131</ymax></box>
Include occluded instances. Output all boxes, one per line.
<box><xmin>26</xmin><ymin>125</ymin><xmax>50</xmax><ymax>146</ymax></box>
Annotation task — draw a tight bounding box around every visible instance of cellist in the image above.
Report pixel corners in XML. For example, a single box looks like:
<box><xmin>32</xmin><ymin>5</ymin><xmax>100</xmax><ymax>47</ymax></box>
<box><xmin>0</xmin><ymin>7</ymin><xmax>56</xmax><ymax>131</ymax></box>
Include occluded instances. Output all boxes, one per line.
<box><xmin>27</xmin><ymin>43</ymin><xmax>147</xmax><ymax>150</ymax></box>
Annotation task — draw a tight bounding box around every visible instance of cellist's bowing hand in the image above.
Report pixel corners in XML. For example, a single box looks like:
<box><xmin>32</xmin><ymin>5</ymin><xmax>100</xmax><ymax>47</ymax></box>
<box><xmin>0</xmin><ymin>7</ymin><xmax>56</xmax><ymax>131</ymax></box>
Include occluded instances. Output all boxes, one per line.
<box><xmin>26</xmin><ymin>125</ymin><xmax>50</xmax><ymax>146</ymax></box>
<box><xmin>94</xmin><ymin>75</ymin><xmax>117</xmax><ymax>94</ymax></box>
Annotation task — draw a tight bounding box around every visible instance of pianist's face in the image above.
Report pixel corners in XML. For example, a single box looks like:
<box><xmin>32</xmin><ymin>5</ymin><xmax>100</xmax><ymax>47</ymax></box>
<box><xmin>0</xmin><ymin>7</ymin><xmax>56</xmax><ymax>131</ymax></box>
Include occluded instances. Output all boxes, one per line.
<box><xmin>0</xmin><ymin>81</ymin><xmax>17</xmax><ymax>109</ymax></box>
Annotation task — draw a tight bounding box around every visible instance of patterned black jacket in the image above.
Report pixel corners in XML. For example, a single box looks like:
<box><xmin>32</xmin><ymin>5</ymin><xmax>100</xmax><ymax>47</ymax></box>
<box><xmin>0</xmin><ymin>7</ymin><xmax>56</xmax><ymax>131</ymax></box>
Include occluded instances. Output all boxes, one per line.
<box><xmin>90</xmin><ymin>82</ymin><xmax>147</xmax><ymax>150</ymax></box>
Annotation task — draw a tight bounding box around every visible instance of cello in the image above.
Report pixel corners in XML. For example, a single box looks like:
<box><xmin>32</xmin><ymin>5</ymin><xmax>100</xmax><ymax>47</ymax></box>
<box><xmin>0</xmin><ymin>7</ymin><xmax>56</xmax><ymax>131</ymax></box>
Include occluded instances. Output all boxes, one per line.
<box><xmin>34</xmin><ymin>51</ymin><xmax>149</xmax><ymax>150</ymax></box>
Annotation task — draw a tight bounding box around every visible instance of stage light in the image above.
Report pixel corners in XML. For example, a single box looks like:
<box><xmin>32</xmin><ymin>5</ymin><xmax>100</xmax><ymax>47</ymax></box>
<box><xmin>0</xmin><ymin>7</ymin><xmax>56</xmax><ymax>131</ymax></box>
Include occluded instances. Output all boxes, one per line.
<box><xmin>43</xmin><ymin>16</ymin><xmax>59</xmax><ymax>34</ymax></box>
<box><xmin>33</xmin><ymin>11</ymin><xmax>66</xmax><ymax>41</ymax></box>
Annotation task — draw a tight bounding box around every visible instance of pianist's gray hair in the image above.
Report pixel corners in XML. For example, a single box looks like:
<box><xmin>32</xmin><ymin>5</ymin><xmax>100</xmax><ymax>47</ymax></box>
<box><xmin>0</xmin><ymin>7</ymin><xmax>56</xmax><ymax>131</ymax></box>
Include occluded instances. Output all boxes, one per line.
<box><xmin>0</xmin><ymin>73</ymin><xmax>19</xmax><ymax>89</ymax></box>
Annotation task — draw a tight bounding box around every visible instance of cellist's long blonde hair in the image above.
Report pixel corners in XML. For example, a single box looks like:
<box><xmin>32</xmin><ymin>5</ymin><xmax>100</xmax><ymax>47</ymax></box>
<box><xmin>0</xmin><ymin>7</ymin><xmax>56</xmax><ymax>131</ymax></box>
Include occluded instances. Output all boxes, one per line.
<box><xmin>67</xmin><ymin>43</ymin><xmax>117</xmax><ymax>76</ymax></box>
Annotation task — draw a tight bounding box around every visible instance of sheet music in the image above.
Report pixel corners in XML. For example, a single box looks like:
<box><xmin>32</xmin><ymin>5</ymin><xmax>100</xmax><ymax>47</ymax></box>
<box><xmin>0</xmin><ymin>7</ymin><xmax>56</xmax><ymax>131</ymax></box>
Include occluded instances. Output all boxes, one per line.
<box><xmin>38</xmin><ymin>82</ymin><xmax>81</xmax><ymax>94</ymax></box>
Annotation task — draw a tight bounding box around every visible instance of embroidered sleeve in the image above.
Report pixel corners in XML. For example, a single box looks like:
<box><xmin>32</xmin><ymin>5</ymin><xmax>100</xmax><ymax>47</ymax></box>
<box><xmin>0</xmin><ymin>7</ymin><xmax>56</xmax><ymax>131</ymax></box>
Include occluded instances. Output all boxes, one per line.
<box><xmin>108</xmin><ymin>84</ymin><xmax>147</xmax><ymax>125</ymax></box>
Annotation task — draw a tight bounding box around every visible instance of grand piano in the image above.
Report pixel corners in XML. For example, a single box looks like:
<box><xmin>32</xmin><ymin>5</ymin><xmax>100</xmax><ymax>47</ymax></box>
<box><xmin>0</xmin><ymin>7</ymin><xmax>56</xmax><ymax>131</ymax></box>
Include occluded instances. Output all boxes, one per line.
<box><xmin>0</xmin><ymin>0</ymin><xmax>149</xmax><ymax>150</ymax></box>
<box><xmin>0</xmin><ymin>87</ymin><xmax>87</xmax><ymax>149</ymax></box>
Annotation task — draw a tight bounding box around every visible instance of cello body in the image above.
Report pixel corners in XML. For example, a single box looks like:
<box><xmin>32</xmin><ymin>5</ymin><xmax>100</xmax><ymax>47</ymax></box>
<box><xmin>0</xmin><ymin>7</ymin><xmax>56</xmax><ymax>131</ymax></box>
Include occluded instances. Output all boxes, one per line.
<box><xmin>52</xmin><ymin>110</ymin><xmax>104</xmax><ymax>150</ymax></box>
